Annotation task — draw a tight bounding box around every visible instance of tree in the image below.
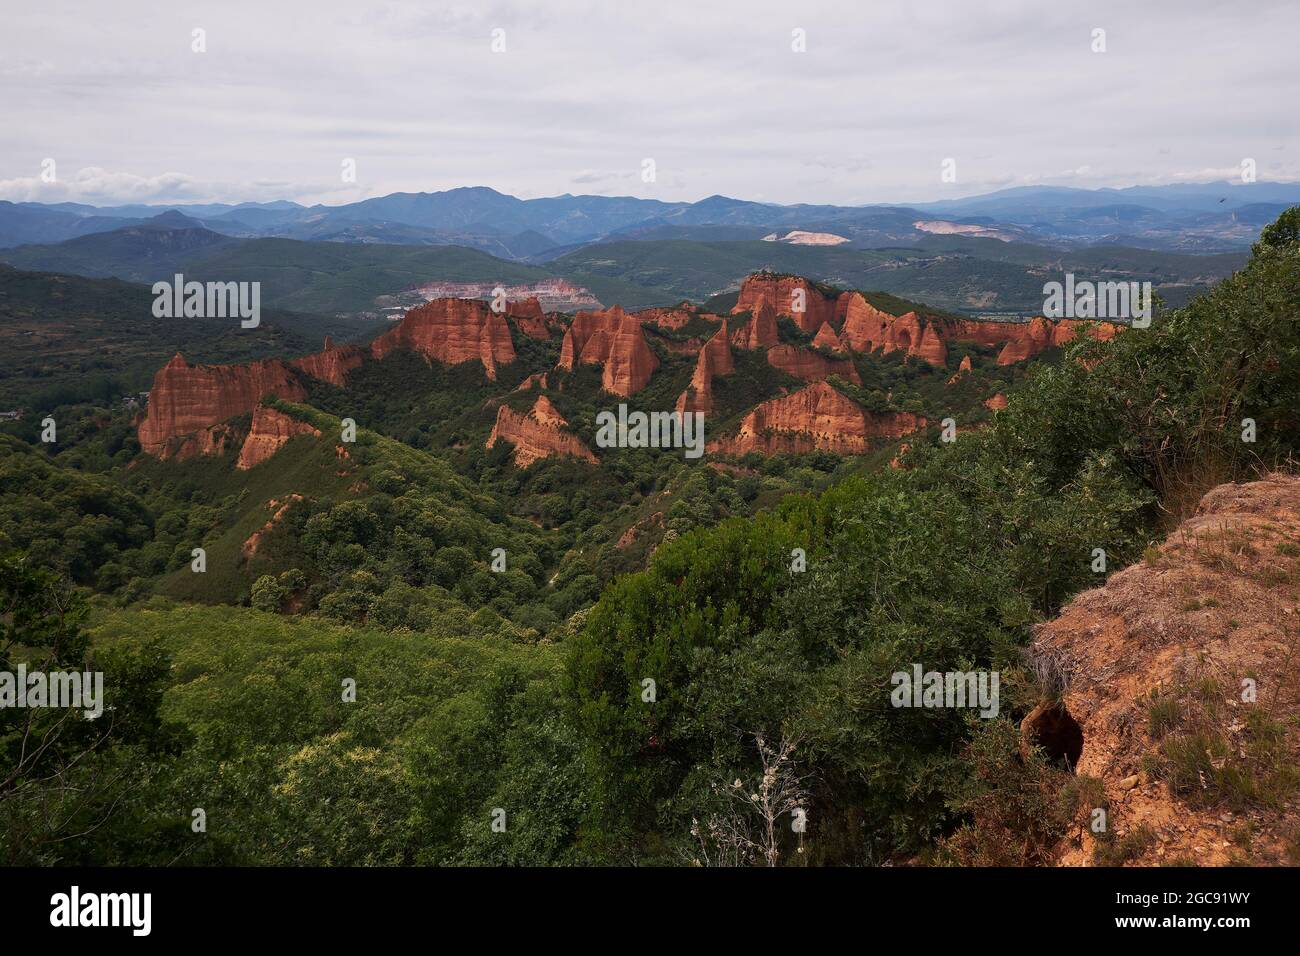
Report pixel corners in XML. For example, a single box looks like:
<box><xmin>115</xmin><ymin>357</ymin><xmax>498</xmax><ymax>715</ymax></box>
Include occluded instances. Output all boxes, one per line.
<box><xmin>690</xmin><ymin>732</ymin><xmax>810</xmax><ymax>867</ymax></box>
<box><xmin>0</xmin><ymin>552</ymin><xmax>178</xmax><ymax>863</ymax></box>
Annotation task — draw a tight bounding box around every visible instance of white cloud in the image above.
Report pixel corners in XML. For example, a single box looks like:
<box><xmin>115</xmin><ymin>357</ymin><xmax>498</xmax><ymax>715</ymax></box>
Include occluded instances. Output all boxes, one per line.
<box><xmin>0</xmin><ymin>0</ymin><xmax>1295</xmax><ymax>206</ymax></box>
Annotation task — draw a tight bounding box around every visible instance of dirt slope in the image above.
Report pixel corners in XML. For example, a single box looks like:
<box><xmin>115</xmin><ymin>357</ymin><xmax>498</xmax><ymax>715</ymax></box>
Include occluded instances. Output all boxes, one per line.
<box><xmin>1029</xmin><ymin>474</ymin><xmax>1300</xmax><ymax>866</ymax></box>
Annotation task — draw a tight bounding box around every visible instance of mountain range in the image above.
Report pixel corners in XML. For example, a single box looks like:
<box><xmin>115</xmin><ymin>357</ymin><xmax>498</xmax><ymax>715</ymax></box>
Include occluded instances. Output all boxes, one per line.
<box><xmin>5</xmin><ymin>181</ymin><xmax>1299</xmax><ymax>260</ymax></box>
<box><xmin>0</xmin><ymin>207</ymin><xmax>1249</xmax><ymax>317</ymax></box>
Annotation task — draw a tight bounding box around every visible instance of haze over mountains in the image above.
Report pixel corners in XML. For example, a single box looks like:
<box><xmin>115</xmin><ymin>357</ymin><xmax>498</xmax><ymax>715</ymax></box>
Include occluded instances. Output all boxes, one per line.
<box><xmin>0</xmin><ymin>182</ymin><xmax>1267</xmax><ymax>317</ymax></box>
<box><xmin>5</xmin><ymin>181</ymin><xmax>1299</xmax><ymax>259</ymax></box>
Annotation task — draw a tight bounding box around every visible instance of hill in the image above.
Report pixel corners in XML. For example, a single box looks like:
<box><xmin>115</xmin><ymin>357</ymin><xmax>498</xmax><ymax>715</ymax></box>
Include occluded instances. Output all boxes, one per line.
<box><xmin>0</xmin><ymin>264</ymin><xmax>369</xmax><ymax>409</ymax></box>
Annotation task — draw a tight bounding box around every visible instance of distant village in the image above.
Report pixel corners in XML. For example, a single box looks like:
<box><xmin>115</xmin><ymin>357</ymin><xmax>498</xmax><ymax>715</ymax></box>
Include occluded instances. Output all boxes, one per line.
<box><xmin>0</xmin><ymin>390</ymin><xmax>149</xmax><ymax>422</ymax></box>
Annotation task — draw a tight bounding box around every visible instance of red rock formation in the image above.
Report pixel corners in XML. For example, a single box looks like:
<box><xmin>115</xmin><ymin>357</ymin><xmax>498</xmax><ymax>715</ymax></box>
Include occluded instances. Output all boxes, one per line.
<box><xmin>889</xmin><ymin>442</ymin><xmax>911</xmax><ymax>470</ymax></box>
<box><xmin>236</xmin><ymin>405</ymin><xmax>322</xmax><ymax>470</ymax></box>
<box><xmin>916</xmin><ymin>323</ymin><xmax>948</xmax><ymax>366</ymax></box>
<box><xmin>506</xmin><ymin>298</ymin><xmax>556</xmax><ymax>339</ymax></box>
<box><xmin>636</xmin><ymin>305</ymin><xmax>697</xmax><ymax>330</ymax></box>
<box><xmin>138</xmin><ymin>353</ymin><xmax>308</xmax><ymax>459</ymax></box>
<box><xmin>812</xmin><ymin>321</ymin><xmax>847</xmax><ymax>353</ymax></box>
<box><xmin>487</xmin><ymin>395</ymin><xmax>598</xmax><ymax>468</ymax></box>
<box><xmin>171</xmin><ymin>423</ymin><xmax>238</xmax><ymax>460</ymax></box>
<box><xmin>766</xmin><ymin>344</ymin><xmax>862</xmax><ymax>385</ymax></box>
<box><xmin>603</xmin><ymin>311</ymin><xmax>659</xmax><ymax>396</ymax></box>
<box><xmin>558</xmin><ymin>306</ymin><xmax>621</xmax><ymax>369</ymax></box>
<box><xmin>941</xmin><ymin>315</ymin><xmax>1118</xmax><ymax>365</ymax></box>
<box><xmin>557</xmin><ymin>306</ymin><xmax>658</xmax><ymax>395</ymax></box>
<box><xmin>734</xmin><ymin>274</ymin><xmax>836</xmax><ymax>333</ymax></box>
<box><xmin>289</xmin><ymin>336</ymin><xmax>365</xmax><ymax>387</ymax></box>
<box><xmin>984</xmin><ymin>392</ymin><xmax>1009</xmax><ymax>411</ymax></box>
<box><xmin>708</xmin><ymin>381</ymin><xmax>925</xmax><ymax>456</ymax></box>
<box><xmin>370</xmin><ymin>298</ymin><xmax>516</xmax><ymax>380</ymax></box>
<box><xmin>838</xmin><ymin>300</ymin><xmax>947</xmax><ymax>367</ymax></box>
<box><xmin>838</xmin><ymin>292</ymin><xmax>896</xmax><ymax>352</ymax></box>
<box><xmin>699</xmin><ymin>318</ymin><xmax>734</xmax><ymax>377</ymax></box>
<box><xmin>676</xmin><ymin>320</ymin><xmax>734</xmax><ymax>415</ymax></box>
<box><xmin>731</xmin><ymin>300</ymin><xmax>780</xmax><ymax>350</ymax></box>
<box><xmin>833</xmin><ymin>284</ymin><xmax>1121</xmax><ymax>368</ymax></box>
<box><xmin>515</xmin><ymin>372</ymin><xmax>549</xmax><ymax>392</ymax></box>
<box><xmin>991</xmin><ymin>316</ymin><xmax>1053</xmax><ymax>365</ymax></box>
<box><xmin>947</xmin><ymin>355</ymin><xmax>973</xmax><ymax>384</ymax></box>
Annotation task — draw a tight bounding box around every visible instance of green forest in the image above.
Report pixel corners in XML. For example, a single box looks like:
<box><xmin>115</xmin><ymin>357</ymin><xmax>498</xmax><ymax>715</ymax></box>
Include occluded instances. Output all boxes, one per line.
<box><xmin>2</xmin><ymin>210</ymin><xmax>1297</xmax><ymax>866</ymax></box>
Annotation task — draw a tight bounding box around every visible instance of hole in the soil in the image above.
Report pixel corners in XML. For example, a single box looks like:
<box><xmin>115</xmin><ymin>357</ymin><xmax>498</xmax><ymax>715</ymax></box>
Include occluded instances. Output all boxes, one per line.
<box><xmin>1022</xmin><ymin>701</ymin><xmax>1084</xmax><ymax>771</ymax></box>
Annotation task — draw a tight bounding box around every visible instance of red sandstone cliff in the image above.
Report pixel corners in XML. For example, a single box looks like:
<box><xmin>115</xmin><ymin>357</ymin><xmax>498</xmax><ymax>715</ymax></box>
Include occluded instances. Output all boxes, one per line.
<box><xmin>487</xmin><ymin>395</ymin><xmax>598</xmax><ymax>468</ymax></box>
<box><xmin>730</xmin><ymin>300</ymin><xmax>780</xmax><ymax>350</ymax></box>
<box><xmin>708</xmin><ymin>381</ymin><xmax>925</xmax><ymax>456</ymax></box>
<box><xmin>812</xmin><ymin>321</ymin><xmax>847</xmax><ymax>353</ymax></box>
<box><xmin>766</xmin><ymin>344</ymin><xmax>862</xmax><ymax>385</ymax></box>
<box><xmin>734</xmin><ymin>274</ymin><xmax>836</xmax><ymax>333</ymax></box>
<box><xmin>138</xmin><ymin>353</ymin><xmax>309</xmax><ymax>460</ymax></box>
<box><xmin>236</xmin><ymin>405</ymin><xmax>322</xmax><ymax>470</ymax></box>
<box><xmin>838</xmin><ymin>292</ymin><xmax>894</xmax><ymax>352</ymax></box>
<box><xmin>834</xmin><ymin>286</ymin><xmax>1120</xmax><ymax>368</ymax></box>
<box><xmin>371</xmin><ymin>298</ymin><xmax>516</xmax><ymax>380</ymax></box>
<box><xmin>506</xmin><ymin>298</ymin><xmax>558</xmax><ymax>340</ymax></box>
<box><xmin>602</xmin><ymin>311</ymin><xmax>660</xmax><ymax>396</ymax></box>
<box><xmin>676</xmin><ymin>319</ymin><xmax>734</xmax><ymax>415</ymax></box>
<box><xmin>556</xmin><ymin>306</ymin><xmax>659</xmax><ymax>396</ymax></box>
<box><xmin>289</xmin><ymin>336</ymin><xmax>365</xmax><ymax>386</ymax></box>
<box><xmin>636</xmin><ymin>305</ymin><xmax>700</xmax><ymax>331</ymax></box>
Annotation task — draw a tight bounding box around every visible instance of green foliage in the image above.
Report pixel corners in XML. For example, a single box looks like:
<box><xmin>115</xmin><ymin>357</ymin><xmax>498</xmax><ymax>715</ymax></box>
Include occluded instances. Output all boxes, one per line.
<box><xmin>567</xmin><ymin>210</ymin><xmax>1300</xmax><ymax>863</ymax></box>
<box><xmin>77</xmin><ymin>601</ymin><xmax>584</xmax><ymax>865</ymax></box>
<box><xmin>1</xmin><ymin>554</ymin><xmax>186</xmax><ymax>864</ymax></box>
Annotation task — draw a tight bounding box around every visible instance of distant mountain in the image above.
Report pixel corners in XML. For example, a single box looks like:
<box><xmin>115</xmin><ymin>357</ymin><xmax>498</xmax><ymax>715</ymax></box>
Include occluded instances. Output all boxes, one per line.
<box><xmin>0</xmin><ymin>213</ymin><xmax>237</xmax><ymax>281</ymax></box>
<box><xmin>6</xmin><ymin>181</ymin><xmax>1297</xmax><ymax>259</ymax></box>
<box><xmin>0</xmin><ymin>209</ymin><xmax>1248</xmax><ymax>316</ymax></box>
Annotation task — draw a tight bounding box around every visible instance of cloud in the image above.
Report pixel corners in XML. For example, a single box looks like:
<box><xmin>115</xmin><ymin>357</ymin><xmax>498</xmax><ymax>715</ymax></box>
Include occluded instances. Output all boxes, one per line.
<box><xmin>0</xmin><ymin>167</ymin><xmax>355</xmax><ymax>205</ymax></box>
<box><xmin>0</xmin><ymin>0</ymin><xmax>1295</xmax><ymax>205</ymax></box>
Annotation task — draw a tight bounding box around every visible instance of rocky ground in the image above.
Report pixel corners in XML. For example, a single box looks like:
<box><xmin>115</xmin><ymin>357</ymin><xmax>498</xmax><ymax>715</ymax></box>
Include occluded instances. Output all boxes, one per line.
<box><xmin>1029</xmin><ymin>474</ymin><xmax>1300</xmax><ymax>866</ymax></box>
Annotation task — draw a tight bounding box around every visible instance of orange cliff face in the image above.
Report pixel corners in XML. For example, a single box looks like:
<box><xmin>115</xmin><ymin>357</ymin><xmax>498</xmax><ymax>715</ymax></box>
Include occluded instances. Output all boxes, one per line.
<box><xmin>733</xmin><ymin>274</ymin><xmax>836</xmax><ymax>333</ymax></box>
<box><xmin>812</xmin><ymin>321</ymin><xmax>847</xmax><ymax>353</ymax></box>
<box><xmin>556</xmin><ymin>306</ymin><xmax>658</xmax><ymax>396</ymax></box>
<box><xmin>676</xmin><ymin>319</ymin><xmax>733</xmax><ymax>415</ymax></box>
<box><xmin>766</xmin><ymin>344</ymin><xmax>861</xmax><ymax>385</ymax></box>
<box><xmin>708</xmin><ymin>381</ymin><xmax>926</xmax><ymax>456</ymax></box>
<box><xmin>236</xmin><ymin>405</ymin><xmax>322</xmax><ymax>470</ymax></box>
<box><xmin>836</xmin><ymin>287</ymin><xmax>1119</xmax><ymax>368</ymax></box>
<box><xmin>603</xmin><ymin>311</ymin><xmax>659</xmax><ymax>396</ymax></box>
<box><xmin>138</xmin><ymin>354</ymin><xmax>309</xmax><ymax>459</ymax></box>
<box><xmin>730</xmin><ymin>299</ymin><xmax>780</xmax><ymax>350</ymax></box>
<box><xmin>371</xmin><ymin>297</ymin><xmax>516</xmax><ymax>380</ymax></box>
<box><xmin>487</xmin><ymin>395</ymin><xmax>598</xmax><ymax>468</ymax></box>
<box><xmin>506</xmin><ymin>298</ymin><xmax>559</xmax><ymax>340</ymax></box>
<box><xmin>289</xmin><ymin>336</ymin><xmax>365</xmax><ymax>386</ymax></box>
<box><xmin>943</xmin><ymin>315</ymin><xmax>1119</xmax><ymax>365</ymax></box>
<box><xmin>636</xmin><ymin>305</ymin><xmax>702</xmax><ymax>331</ymax></box>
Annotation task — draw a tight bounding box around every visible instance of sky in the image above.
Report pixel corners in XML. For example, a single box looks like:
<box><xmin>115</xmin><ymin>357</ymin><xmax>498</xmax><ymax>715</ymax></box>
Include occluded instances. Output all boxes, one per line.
<box><xmin>1</xmin><ymin>0</ymin><xmax>1296</xmax><ymax>208</ymax></box>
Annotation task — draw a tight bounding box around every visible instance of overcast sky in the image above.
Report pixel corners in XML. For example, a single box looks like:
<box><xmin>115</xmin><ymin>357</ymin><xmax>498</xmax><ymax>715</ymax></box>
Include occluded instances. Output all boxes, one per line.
<box><xmin>1</xmin><ymin>0</ymin><xmax>1296</xmax><ymax>207</ymax></box>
